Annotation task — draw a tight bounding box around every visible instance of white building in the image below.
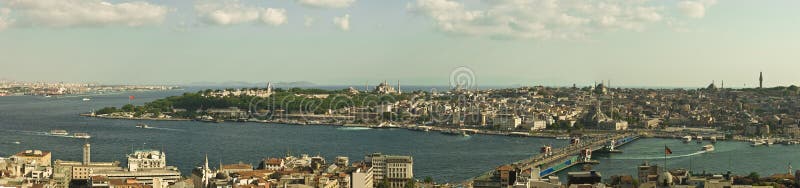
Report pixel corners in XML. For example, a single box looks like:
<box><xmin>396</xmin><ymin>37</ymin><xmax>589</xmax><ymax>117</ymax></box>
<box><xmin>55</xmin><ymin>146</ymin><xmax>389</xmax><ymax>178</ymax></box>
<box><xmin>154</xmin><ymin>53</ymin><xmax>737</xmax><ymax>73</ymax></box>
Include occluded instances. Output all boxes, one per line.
<box><xmin>365</xmin><ymin>153</ymin><xmax>412</xmax><ymax>188</ymax></box>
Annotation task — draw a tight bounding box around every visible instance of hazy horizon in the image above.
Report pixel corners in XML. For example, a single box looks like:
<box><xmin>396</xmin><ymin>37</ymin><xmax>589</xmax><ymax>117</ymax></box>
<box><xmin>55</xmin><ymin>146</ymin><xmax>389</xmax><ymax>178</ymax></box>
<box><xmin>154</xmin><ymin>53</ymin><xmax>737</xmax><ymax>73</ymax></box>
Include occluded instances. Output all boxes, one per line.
<box><xmin>1</xmin><ymin>0</ymin><xmax>798</xmax><ymax>88</ymax></box>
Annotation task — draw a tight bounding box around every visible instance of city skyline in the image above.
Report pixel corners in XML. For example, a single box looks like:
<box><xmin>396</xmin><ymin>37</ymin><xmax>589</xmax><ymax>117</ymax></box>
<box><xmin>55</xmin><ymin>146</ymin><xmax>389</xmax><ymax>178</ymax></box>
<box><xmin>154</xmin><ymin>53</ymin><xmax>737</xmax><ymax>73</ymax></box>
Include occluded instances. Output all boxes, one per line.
<box><xmin>1</xmin><ymin>0</ymin><xmax>799</xmax><ymax>87</ymax></box>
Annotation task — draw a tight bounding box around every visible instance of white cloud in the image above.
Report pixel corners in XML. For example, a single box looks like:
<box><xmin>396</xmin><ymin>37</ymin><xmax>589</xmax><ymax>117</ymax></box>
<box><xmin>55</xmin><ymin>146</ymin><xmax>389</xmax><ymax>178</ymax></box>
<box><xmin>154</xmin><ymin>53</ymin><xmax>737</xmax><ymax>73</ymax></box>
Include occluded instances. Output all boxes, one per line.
<box><xmin>0</xmin><ymin>0</ymin><xmax>167</xmax><ymax>28</ymax></box>
<box><xmin>0</xmin><ymin>8</ymin><xmax>12</xmax><ymax>31</ymax></box>
<box><xmin>304</xmin><ymin>16</ymin><xmax>315</xmax><ymax>27</ymax></box>
<box><xmin>409</xmin><ymin>0</ymin><xmax>715</xmax><ymax>40</ymax></box>
<box><xmin>195</xmin><ymin>0</ymin><xmax>287</xmax><ymax>26</ymax></box>
<box><xmin>678</xmin><ymin>0</ymin><xmax>717</xmax><ymax>18</ymax></box>
<box><xmin>261</xmin><ymin>8</ymin><xmax>288</xmax><ymax>26</ymax></box>
<box><xmin>296</xmin><ymin>0</ymin><xmax>355</xmax><ymax>8</ymax></box>
<box><xmin>333</xmin><ymin>14</ymin><xmax>350</xmax><ymax>31</ymax></box>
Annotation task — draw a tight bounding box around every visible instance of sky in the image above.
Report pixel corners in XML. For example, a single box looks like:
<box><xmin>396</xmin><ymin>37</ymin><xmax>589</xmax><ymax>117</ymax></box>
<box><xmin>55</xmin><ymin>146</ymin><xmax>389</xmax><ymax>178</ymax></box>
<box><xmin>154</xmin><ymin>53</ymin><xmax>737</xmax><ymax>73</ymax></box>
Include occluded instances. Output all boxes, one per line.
<box><xmin>0</xmin><ymin>0</ymin><xmax>798</xmax><ymax>88</ymax></box>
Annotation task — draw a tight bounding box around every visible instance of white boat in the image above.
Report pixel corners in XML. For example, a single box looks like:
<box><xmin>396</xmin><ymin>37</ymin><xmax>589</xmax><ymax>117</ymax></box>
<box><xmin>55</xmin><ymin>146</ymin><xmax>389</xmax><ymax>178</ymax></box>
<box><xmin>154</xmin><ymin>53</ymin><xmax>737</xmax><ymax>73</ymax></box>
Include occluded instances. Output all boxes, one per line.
<box><xmin>766</xmin><ymin>139</ymin><xmax>774</xmax><ymax>146</ymax></box>
<box><xmin>136</xmin><ymin>123</ymin><xmax>150</xmax><ymax>128</ymax></box>
<box><xmin>82</xmin><ymin>98</ymin><xmax>91</xmax><ymax>101</ymax></box>
<box><xmin>12</xmin><ymin>141</ymin><xmax>21</xmax><ymax>144</ymax></box>
<box><xmin>73</xmin><ymin>133</ymin><xmax>91</xmax><ymax>139</ymax></box>
<box><xmin>751</xmin><ymin>140</ymin><xmax>765</xmax><ymax>147</ymax></box>
<box><xmin>701</xmin><ymin>144</ymin><xmax>714</xmax><ymax>152</ymax></box>
<box><xmin>710</xmin><ymin>137</ymin><xmax>717</xmax><ymax>144</ymax></box>
<box><xmin>682</xmin><ymin>136</ymin><xmax>692</xmax><ymax>143</ymax></box>
<box><xmin>49</xmin><ymin>130</ymin><xmax>68</xmax><ymax>136</ymax></box>
<box><xmin>696</xmin><ymin>136</ymin><xmax>703</xmax><ymax>144</ymax></box>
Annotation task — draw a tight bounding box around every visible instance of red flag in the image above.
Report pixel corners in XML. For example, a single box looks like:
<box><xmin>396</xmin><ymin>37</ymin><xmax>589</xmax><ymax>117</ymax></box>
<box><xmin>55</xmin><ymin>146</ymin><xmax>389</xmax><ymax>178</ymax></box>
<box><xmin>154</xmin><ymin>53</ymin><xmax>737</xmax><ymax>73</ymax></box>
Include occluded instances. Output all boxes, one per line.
<box><xmin>129</xmin><ymin>95</ymin><xmax>135</xmax><ymax>100</ymax></box>
<box><xmin>665</xmin><ymin>146</ymin><xmax>672</xmax><ymax>155</ymax></box>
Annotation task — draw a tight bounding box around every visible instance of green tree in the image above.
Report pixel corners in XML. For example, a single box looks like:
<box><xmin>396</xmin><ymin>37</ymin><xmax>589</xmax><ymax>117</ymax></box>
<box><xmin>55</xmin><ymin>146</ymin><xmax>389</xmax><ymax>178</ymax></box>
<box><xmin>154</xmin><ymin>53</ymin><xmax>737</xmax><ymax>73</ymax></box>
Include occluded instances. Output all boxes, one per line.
<box><xmin>404</xmin><ymin>179</ymin><xmax>416</xmax><ymax>188</ymax></box>
<box><xmin>423</xmin><ymin>177</ymin><xmax>433</xmax><ymax>184</ymax></box>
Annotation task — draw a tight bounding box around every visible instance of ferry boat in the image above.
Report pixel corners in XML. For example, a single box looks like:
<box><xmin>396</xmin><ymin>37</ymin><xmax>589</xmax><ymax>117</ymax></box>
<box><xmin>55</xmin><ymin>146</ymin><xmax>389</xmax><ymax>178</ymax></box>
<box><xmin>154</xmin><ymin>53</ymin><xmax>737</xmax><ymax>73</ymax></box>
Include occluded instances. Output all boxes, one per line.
<box><xmin>682</xmin><ymin>136</ymin><xmax>692</xmax><ymax>143</ymax></box>
<box><xmin>136</xmin><ymin>123</ymin><xmax>150</xmax><ymax>128</ymax></box>
<box><xmin>701</xmin><ymin>144</ymin><xmax>714</xmax><ymax>152</ymax></box>
<box><xmin>49</xmin><ymin>130</ymin><xmax>69</xmax><ymax>136</ymax></box>
<box><xmin>73</xmin><ymin>133</ymin><xmax>91</xmax><ymax>139</ymax></box>
<box><xmin>441</xmin><ymin>129</ymin><xmax>467</xmax><ymax>136</ymax></box>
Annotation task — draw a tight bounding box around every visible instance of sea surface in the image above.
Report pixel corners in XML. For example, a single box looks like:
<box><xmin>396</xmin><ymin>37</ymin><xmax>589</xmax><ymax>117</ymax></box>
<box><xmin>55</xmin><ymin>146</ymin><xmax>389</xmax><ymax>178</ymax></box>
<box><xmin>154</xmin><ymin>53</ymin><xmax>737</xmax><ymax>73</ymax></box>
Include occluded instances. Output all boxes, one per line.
<box><xmin>0</xmin><ymin>88</ymin><xmax>797</xmax><ymax>183</ymax></box>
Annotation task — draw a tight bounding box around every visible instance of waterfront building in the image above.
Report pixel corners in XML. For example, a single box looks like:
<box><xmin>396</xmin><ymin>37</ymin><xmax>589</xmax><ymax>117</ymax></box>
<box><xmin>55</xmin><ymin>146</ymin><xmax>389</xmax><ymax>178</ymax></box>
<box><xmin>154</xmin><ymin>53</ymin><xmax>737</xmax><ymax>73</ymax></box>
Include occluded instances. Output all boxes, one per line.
<box><xmin>364</xmin><ymin>153</ymin><xmax>413</xmax><ymax>188</ymax></box>
<box><xmin>259</xmin><ymin>158</ymin><xmax>285</xmax><ymax>171</ymax></box>
<box><xmin>494</xmin><ymin>114</ymin><xmax>522</xmax><ymax>131</ymax></box>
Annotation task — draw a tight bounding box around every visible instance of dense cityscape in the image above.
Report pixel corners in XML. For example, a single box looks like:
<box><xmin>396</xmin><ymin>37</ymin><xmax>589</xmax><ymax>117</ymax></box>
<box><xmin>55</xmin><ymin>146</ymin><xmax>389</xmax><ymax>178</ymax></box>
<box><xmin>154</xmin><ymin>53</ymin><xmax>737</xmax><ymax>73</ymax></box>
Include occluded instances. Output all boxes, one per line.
<box><xmin>1</xmin><ymin>0</ymin><xmax>797</xmax><ymax>187</ymax></box>
<box><xmin>2</xmin><ymin>72</ymin><xmax>800</xmax><ymax>188</ymax></box>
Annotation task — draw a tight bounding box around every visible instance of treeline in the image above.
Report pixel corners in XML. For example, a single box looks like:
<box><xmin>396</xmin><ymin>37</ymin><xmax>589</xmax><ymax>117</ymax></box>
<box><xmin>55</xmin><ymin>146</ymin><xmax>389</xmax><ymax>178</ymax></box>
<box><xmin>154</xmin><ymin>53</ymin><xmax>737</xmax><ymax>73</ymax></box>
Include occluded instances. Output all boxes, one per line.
<box><xmin>96</xmin><ymin>88</ymin><xmax>414</xmax><ymax>118</ymax></box>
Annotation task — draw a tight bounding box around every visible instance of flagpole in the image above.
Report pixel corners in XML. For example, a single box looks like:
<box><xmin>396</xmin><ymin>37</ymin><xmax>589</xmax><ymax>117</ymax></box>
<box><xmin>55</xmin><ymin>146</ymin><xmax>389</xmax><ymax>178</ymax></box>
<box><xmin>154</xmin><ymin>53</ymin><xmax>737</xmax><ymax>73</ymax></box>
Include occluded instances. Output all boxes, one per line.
<box><xmin>664</xmin><ymin>144</ymin><xmax>667</xmax><ymax>173</ymax></box>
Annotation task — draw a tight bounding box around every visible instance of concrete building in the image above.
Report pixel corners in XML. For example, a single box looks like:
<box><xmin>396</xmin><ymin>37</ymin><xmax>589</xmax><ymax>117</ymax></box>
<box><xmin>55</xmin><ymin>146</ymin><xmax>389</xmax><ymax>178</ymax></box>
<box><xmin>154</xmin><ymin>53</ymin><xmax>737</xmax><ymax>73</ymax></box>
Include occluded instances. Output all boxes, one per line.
<box><xmin>365</xmin><ymin>153</ymin><xmax>412</xmax><ymax>188</ymax></box>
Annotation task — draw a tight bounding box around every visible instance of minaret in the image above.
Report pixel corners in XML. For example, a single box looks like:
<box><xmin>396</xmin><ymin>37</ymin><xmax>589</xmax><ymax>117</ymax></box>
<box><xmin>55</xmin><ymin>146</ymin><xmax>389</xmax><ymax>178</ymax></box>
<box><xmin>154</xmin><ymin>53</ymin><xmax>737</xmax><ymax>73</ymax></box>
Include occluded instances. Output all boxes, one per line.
<box><xmin>266</xmin><ymin>82</ymin><xmax>272</xmax><ymax>94</ymax></box>
<box><xmin>759</xmin><ymin>72</ymin><xmax>763</xmax><ymax>88</ymax></box>
<box><xmin>721</xmin><ymin>80</ymin><xmax>724</xmax><ymax>89</ymax></box>
<box><xmin>202</xmin><ymin>154</ymin><xmax>210</xmax><ymax>188</ymax></box>
<box><xmin>364</xmin><ymin>81</ymin><xmax>368</xmax><ymax>92</ymax></box>
<box><xmin>396</xmin><ymin>80</ymin><xmax>401</xmax><ymax>94</ymax></box>
<box><xmin>83</xmin><ymin>140</ymin><xmax>91</xmax><ymax>165</ymax></box>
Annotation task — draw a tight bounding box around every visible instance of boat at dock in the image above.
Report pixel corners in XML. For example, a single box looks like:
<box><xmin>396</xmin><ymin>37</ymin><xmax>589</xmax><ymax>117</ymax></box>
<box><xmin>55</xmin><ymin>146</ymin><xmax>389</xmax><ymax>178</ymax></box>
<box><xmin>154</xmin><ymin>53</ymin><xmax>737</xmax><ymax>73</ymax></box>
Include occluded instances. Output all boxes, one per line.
<box><xmin>710</xmin><ymin>136</ymin><xmax>717</xmax><ymax>144</ymax></box>
<box><xmin>49</xmin><ymin>130</ymin><xmax>68</xmax><ymax>136</ymax></box>
<box><xmin>696</xmin><ymin>136</ymin><xmax>703</xmax><ymax>144</ymax></box>
<box><xmin>555</xmin><ymin>136</ymin><xmax>571</xmax><ymax>140</ymax></box>
<box><xmin>73</xmin><ymin>133</ymin><xmax>91</xmax><ymax>139</ymax></box>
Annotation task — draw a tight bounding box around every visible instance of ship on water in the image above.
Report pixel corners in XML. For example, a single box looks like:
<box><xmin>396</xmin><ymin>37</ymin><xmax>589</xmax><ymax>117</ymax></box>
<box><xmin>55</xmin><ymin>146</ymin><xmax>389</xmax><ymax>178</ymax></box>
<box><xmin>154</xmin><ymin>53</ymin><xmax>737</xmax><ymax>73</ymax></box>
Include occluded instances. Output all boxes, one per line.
<box><xmin>49</xmin><ymin>130</ymin><xmax>68</xmax><ymax>136</ymax></box>
<box><xmin>701</xmin><ymin>144</ymin><xmax>714</xmax><ymax>152</ymax></box>
<box><xmin>136</xmin><ymin>123</ymin><xmax>150</xmax><ymax>128</ymax></box>
<box><xmin>73</xmin><ymin>133</ymin><xmax>91</xmax><ymax>139</ymax></box>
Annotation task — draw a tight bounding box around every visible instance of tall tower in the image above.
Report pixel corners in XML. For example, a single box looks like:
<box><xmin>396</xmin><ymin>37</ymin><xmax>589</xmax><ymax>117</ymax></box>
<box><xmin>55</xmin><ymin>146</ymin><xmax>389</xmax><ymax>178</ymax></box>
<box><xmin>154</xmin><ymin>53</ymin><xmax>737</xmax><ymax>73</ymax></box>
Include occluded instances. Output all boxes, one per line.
<box><xmin>396</xmin><ymin>80</ymin><xmax>401</xmax><ymax>94</ymax></box>
<box><xmin>83</xmin><ymin>141</ymin><xmax>91</xmax><ymax>165</ymax></box>
<box><xmin>759</xmin><ymin>72</ymin><xmax>764</xmax><ymax>88</ymax></box>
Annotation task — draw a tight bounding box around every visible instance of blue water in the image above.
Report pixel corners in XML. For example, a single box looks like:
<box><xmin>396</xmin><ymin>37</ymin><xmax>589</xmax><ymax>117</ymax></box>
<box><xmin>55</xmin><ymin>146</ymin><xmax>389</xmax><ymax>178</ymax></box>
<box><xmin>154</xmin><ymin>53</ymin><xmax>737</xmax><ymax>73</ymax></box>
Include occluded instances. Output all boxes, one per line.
<box><xmin>0</xmin><ymin>88</ymin><xmax>567</xmax><ymax>183</ymax></box>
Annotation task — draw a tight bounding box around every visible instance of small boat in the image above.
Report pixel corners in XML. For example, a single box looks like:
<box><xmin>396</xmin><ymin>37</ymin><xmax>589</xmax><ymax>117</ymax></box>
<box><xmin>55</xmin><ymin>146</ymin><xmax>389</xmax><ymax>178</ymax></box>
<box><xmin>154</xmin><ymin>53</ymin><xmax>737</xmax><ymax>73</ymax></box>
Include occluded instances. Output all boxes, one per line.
<box><xmin>751</xmin><ymin>140</ymin><xmax>765</xmax><ymax>147</ymax></box>
<box><xmin>701</xmin><ymin>144</ymin><xmax>714</xmax><ymax>152</ymax></box>
<box><xmin>710</xmin><ymin>137</ymin><xmax>717</xmax><ymax>144</ymax></box>
<box><xmin>12</xmin><ymin>141</ymin><xmax>21</xmax><ymax>144</ymax></box>
<box><xmin>696</xmin><ymin>136</ymin><xmax>703</xmax><ymax>144</ymax></box>
<box><xmin>49</xmin><ymin>130</ymin><xmax>69</xmax><ymax>136</ymax></box>
<box><xmin>82</xmin><ymin>98</ymin><xmax>91</xmax><ymax>101</ymax></box>
<box><xmin>682</xmin><ymin>136</ymin><xmax>692</xmax><ymax>143</ymax></box>
<box><xmin>461</xmin><ymin>131</ymin><xmax>470</xmax><ymax>137</ymax></box>
<box><xmin>766</xmin><ymin>139</ymin><xmax>774</xmax><ymax>146</ymax></box>
<box><xmin>136</xmin><ymin>123</ymin><xmax>150</xmax><ymax>128</ymax></box>
<box><xmin>73</xmin><ymin>133</ymin><xmax>91</xmax><ymax>139</ymax></box>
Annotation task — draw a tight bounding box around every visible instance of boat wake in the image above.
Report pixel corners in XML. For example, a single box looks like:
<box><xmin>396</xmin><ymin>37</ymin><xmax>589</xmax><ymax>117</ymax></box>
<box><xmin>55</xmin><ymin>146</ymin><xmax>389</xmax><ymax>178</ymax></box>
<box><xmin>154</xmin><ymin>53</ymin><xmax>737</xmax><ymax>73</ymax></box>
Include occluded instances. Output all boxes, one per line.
<box><xmin>145</xmin><ymin>127</ymin><xmax>184</xmax><ymax>132</ymax></box>
<box><xmin>610</xmin><ymin>151</ymin><xmax>707</xmax><ymax>160</ymax></box>
<box><xmin>7</xmin><ymin>130</ymin><xmax>84</xmax><ymax>138</ymax></box>
<box><xmin>337</xmin><ymin>127</ymin><xmax>372</xmax><ymax>131</ymax></box>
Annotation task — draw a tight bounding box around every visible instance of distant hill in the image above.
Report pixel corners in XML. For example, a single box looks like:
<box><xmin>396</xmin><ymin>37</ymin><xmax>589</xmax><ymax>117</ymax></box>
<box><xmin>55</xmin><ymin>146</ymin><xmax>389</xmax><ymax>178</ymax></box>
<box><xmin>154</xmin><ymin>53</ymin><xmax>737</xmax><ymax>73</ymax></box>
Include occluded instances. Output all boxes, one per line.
<box><xmin>183</xmin><ymin>81</ymin><xmax>317</xmax><ymax>88</ymax></box>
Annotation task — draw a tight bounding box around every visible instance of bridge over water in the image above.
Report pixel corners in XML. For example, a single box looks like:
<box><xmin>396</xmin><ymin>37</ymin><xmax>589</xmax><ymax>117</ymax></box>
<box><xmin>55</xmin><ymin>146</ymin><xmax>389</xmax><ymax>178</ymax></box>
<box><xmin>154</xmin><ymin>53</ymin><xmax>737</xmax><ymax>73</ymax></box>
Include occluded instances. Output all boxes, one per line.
<box><xmin>468</xmin><ymin>133</ymin><xmax>641</xmax><ymax>185</ymax></box>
